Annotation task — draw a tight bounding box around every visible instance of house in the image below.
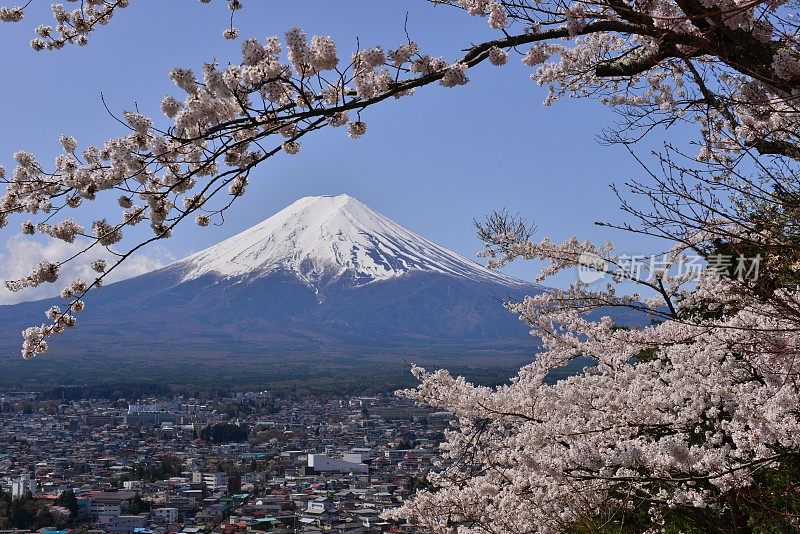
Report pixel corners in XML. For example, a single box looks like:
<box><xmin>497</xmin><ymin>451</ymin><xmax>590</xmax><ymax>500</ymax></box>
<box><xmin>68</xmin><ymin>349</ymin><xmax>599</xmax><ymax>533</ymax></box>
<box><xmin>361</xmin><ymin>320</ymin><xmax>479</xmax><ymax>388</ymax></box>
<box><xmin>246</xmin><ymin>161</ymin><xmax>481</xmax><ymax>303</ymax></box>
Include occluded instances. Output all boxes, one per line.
<box><xmin>152</xmin><ymin>507</ymin><xmax>179</xmax><ymax>524</ymax></box>
<box><xmin>87</xmin><ymin>491</ymin><xmax>137</xmax><ymax>517</ymax></box>
<box><xmin>305</xmin><ymin>497</ymin><xmax>337</xmax><ymax>515</ymax></box>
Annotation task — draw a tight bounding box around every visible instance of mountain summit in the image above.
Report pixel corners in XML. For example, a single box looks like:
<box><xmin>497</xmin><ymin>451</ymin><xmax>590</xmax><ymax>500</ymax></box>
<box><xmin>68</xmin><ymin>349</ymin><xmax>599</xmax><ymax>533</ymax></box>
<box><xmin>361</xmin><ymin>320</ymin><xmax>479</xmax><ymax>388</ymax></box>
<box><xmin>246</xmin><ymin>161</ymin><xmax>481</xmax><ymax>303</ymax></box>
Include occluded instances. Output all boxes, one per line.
<box><xmin>177</xmin><ymin>194</ymin><xmax>522</xmax><ymax>287</ymax></box>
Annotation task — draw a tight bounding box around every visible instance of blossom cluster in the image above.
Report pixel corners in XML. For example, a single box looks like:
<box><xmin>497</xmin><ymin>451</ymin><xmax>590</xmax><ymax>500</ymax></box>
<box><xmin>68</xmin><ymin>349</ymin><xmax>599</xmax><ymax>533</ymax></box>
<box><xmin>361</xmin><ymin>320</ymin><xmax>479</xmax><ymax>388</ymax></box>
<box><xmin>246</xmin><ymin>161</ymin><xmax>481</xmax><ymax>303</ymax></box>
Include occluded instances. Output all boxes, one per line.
<box><xmin>28</xmin><ymin>1</ymin><xmax>131</xmax><ymax>51</ymax></box>
<box><xmin>2</xmin><ymin>1</ymin><xmax>251</xmax><ymax>50</ymax></box>
<box><xmin>386</xmin><ymin>228</ymin><xmax>800</xmax><ymax>531</ymax></box>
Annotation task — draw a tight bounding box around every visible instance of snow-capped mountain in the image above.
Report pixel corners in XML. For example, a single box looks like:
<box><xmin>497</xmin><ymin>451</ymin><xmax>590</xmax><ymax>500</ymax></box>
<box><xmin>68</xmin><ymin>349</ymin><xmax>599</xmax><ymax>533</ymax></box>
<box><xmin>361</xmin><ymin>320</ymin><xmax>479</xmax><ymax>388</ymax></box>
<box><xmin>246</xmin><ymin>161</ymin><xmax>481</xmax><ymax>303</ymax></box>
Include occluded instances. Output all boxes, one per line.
<box><xmin>177</xmin><ymin>194</ymin><xmax>523</xmax><ymax>288</ymax></box>
<box><xmin>0</xmin><ymin>194</ymin><xmax>547</xmax><ymax>385</ymax></box>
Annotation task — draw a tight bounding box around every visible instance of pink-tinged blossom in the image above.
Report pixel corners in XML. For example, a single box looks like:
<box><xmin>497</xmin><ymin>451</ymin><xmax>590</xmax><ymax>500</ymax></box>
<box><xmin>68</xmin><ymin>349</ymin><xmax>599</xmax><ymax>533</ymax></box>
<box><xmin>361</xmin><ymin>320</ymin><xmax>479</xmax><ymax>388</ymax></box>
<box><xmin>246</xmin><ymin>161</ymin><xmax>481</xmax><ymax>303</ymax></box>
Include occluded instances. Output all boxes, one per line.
<box><xmin>523</xmin><ymin>45</ymin><xmax>549</xmax><ymax>67</ymax></box>
<box><xmin>38</xmin><ymin>219</ymin><xmax>84</xmax><ymax>243</ymax></box>
<box><xmin>46</xmin><ymin>305</ymin><xmax>62</xmax><ymax>320</ymax></box>
<box><xmin>459</xmin><ymin>0</ymin><xmax>491</xmax><ymax>16</ymax></box>
<box><xmin>6</xmin><ymin>260</ymin><xmax>60</xmax><ymax>293</ymax></box>
<box><xmin>440</xmin><ymin>63</ymin><xmax>469</xmax><ymax>87</ymax></box>
<box><xmin>59</xmin><ymin>135</ymin><xmax>77</xmax><ymax>153</ymax></box>
<box><xmin>772</xmin><ymin>48</ymin><xmax>800</xmax><ymax>81</ymax></box>
<box><xmin>90</xmin><ymin>259</ymin><xmax>106</xmax><ymax>273</ymax></box>
<box><xmin>355</xmin><ymin>47</ymin><xmax>386</xmax><ymax>70</ymax></box>
<box><xmin>160</xmin><ymin>96</ymin><xmax>182</xmax><ymax>118</ymax></box>
<box><xmin>309</xmin><ymin>35</ymin><xmax>338</xmax><ymax>71</ymax></box>
<box><xmin>285</xmin><ymin>27</ymin><xmax>310</xmax><ymax>74</ymax></box>
<box><xmin>91</xmin><ymin>219</ymin><xmax>122</xmax><ymax>246</ymax></box>
<box><xmin>410</xmin><ymin>55</ymin><xmax>447</xmax><ymax>75</ymax></box>
<box><xmin>388</xmin><ymin>42</ymin><xmax>418</xmax><ymax>65</ymax></box>
<box><xmin>21</xmin><ymin>326</ymin><xmax>47</xmax><ymax>359</ymax></box>
<box><xmin>488</xmin><ymin>2</ymin><xmax>508</xmax><ymax>29</ymax></box>
<box><xmin>488</xmin><ymin>46</ymin><xmax>508</xmax><ymax>66</ymax></box>
<box><xmin>329</xmin><ymin>111</ymin><xmax>348</xmax><ymax>127</ymax></box>
<box><xmin>281</xmin><ymin>141</ymin><xmax>301</xmax><ymax>155</ymax></box>
<box><xmin>0</xmin><ymin>6</ymin><xmax>23</xmax><ymax>22</ymax></box>
<box><xmin>123</xmin><ymin>111</ymin><xmax>152</xmax><ymax>135</ymax></box>
<box><xmin>169</xmin><ymin>68</ymin><xmax>197</xmax><ymax>93</ymax></box>
<box><xmin>346</xmin><ymin>121</ymin><xmax>367</xmax><ymax>139</ymax></box>
<box><xmin>228</xmin><ymin>175</ymin><xmax>247</xmax><ymax>196</ymax></box>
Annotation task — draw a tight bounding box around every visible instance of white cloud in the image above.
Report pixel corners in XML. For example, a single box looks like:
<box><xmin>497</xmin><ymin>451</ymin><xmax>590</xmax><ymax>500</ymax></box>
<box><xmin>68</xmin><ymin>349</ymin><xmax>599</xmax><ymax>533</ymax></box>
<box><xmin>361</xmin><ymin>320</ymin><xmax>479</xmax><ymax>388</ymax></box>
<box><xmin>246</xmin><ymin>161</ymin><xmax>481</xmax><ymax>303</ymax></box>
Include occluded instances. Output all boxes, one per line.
<box><xmin>0</xmin><ymin>235</ymin><xmax>174</xmax><ymax>304</ymax></box>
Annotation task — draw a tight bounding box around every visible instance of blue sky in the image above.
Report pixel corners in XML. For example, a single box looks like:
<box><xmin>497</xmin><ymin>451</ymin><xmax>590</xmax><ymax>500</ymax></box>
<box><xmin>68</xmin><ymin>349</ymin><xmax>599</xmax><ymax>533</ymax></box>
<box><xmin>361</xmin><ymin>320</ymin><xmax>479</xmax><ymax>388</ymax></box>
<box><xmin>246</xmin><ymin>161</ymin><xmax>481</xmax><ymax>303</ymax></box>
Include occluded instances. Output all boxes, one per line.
<box><xmin>0</xmin><ymin>1</ymin><xmax>667</xmax><ymax>298</ymax></box>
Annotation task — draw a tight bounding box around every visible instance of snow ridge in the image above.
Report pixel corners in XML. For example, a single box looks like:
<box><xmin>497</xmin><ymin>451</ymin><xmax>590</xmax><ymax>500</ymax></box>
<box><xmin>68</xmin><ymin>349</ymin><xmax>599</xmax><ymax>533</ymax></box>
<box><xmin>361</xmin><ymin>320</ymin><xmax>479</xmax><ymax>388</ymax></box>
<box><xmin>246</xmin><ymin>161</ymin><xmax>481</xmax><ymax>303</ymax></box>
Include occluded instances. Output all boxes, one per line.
<box><xmin>176</xmin><ymin>194</ymin><xmax>525</xmax><ymax>287</ymax></box>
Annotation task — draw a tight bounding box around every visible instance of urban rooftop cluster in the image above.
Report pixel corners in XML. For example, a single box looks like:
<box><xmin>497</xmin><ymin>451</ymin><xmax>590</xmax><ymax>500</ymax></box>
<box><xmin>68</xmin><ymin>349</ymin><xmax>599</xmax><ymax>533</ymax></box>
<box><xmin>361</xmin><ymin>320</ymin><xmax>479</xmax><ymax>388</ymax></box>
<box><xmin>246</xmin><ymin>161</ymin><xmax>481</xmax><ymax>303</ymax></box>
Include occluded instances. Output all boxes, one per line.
<box><xmin>0</xmin><ymin>391</ymin><xmax>450</xmax><ymax>534</ymax></box>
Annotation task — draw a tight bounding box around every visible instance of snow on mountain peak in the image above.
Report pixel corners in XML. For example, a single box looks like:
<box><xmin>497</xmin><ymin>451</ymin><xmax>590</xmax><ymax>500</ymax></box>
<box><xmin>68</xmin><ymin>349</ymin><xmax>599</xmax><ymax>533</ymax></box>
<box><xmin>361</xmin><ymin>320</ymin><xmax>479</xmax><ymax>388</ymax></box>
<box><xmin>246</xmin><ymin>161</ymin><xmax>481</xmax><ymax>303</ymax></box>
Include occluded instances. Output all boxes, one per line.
<box><xmin>176</xmin><ymin>194</ymin><xmax>524</xmax><ymax>286</ymax></box>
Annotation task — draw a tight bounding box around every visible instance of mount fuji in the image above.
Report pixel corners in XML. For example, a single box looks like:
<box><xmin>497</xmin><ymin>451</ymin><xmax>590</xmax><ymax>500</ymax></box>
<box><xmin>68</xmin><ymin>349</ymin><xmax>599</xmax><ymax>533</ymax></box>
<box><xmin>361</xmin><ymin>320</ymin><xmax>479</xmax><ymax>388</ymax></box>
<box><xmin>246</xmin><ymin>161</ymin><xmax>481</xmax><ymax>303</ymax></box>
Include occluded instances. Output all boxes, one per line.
<box><xmin>177</xmin><ymin>194</ymin><xmax>525</xmax><ymax>288</ymax></box>
<box><xmin>0</xmin><ymin>194</ymin><xmax>547</xmax><ymax>387</ymax></box>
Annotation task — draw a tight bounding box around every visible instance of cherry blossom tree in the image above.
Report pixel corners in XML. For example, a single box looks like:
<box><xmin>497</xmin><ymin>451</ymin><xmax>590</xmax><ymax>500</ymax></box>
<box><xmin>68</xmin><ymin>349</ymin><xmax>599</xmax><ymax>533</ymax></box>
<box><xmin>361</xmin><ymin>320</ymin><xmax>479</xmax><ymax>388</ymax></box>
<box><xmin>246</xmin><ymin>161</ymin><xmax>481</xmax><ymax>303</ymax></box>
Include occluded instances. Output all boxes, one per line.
<box><xmin>1</xmin><ymin>0</ymin><xmax>799</xmax><ymax>530</ymax></box>
<box><xmin>385</xmin><ymin>165</ymin><xmax>800</xmax><ymax>530</ymax></box>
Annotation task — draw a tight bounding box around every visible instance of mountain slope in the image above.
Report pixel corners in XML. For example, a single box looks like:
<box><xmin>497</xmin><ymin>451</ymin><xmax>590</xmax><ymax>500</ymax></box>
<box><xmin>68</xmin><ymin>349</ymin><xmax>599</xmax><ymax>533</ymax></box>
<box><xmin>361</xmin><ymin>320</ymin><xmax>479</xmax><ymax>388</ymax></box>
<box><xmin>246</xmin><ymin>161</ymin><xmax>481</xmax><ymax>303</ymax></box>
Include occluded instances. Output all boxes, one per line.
<box><xmin>0</xmin><ymin>194</ymin><xmax>548</xmax><ymax>386</ymax></box>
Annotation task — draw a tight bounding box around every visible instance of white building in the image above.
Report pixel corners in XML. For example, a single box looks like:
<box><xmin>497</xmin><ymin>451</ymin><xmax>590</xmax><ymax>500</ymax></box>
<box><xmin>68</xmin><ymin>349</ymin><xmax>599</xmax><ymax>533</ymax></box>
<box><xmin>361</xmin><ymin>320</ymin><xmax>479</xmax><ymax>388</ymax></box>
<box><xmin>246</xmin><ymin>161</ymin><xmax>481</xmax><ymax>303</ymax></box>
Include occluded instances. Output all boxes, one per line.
<box><xmin>153</xmin><ymin>507</ymin><xmax>179</xmax><ymax>523</ymax></box>
<box><xmin>343</xmin><ymin>448</ymin><xmax>372</xmax><ymax>464</ymax></box>
<box><xmin>88</xmin><ymin>491</ymin><xmax>136</xmax><ymax>517</ymax></box>
<box><xmin>192</xmin><ymin>471</ymin><xmax>228</xmax><ymax>492</ymax></box>
<box><xmin>11</xmin><ymin>475</ymin><xmax>36</xmax><ymax>498</ymax></box>
<box><xmin>307</xmin><ymin>454</ymin><xmax>368</xmax><ymax>474</ymax></box>
<box><xmin>90</xmin><ymin>502</ymin><xmax>124</xmax><ymax>517</ymax></box>
<box><xmin>306</xmin><ymin>497</ymin><xmax>337</xmax><ymax>515</ymax></box>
